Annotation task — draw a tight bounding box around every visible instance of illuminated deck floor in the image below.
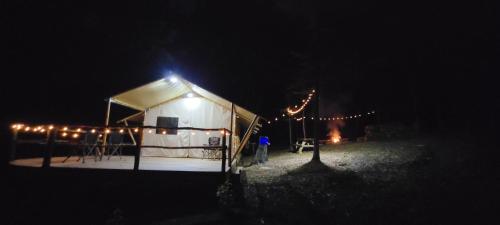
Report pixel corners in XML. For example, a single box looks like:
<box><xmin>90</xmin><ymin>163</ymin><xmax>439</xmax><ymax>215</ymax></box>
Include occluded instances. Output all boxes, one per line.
<box><xmin>10</xmin><ymin>156</ymin><xmax>229</xmax><ymax>172</ymax></box>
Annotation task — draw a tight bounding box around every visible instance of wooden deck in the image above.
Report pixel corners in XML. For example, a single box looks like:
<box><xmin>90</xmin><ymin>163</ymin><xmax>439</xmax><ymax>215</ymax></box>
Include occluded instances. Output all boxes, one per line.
<box><xmin>10</xmin><ymin>156</ymin><xmax>229</xmax><ymax>172</ymax></box>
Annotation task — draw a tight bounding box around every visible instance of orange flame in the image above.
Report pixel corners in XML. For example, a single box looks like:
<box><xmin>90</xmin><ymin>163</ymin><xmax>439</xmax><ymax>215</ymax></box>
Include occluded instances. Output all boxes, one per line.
<box><xmin>329</xmin><ymin>128</ymin><xmax>341</xmax><ymax>144</ymax></box>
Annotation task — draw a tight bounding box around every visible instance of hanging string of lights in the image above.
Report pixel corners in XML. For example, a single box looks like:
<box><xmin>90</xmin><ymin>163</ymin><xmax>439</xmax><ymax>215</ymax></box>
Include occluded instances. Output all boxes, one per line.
<box><xmin>9</xmin><ymin>124</ymin><xmax>230</xmax><ymax>139</ymax></box>
<box><xmin>286</xmin><ymin>89</ymin><xmax>316</xmax><ymax>116</ymax></box>
<box><xmin>267</xmin><ymin>110</ymin><xmax>376</xmax><ymax>124</ymax></box>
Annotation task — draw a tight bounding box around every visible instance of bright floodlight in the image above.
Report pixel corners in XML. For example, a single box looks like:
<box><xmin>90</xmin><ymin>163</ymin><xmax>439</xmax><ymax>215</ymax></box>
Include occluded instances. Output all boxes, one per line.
<box><xmin>186</xmin><ymin>92</ymin><xmax>194</xmax><ymax>98</ymax></box>
<box><xmin>169</xmin><ymin>76</ymin><xmax>178</xmax><ymax>83</ymax></box>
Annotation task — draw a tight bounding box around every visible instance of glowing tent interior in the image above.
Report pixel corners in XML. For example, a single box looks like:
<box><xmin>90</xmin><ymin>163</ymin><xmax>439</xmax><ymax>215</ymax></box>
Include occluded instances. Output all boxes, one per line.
<box><xmin>108</xmin><ymin>76</ymin><xmax>263</xmax><ymax>170</ymax></box>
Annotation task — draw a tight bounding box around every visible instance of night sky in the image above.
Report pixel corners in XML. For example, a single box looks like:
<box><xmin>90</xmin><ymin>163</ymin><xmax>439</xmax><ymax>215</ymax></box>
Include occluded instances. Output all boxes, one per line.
<box><xmin>3</xmin><ymin>1</ymin><xmax>498</xmax><ymax>144</ymax></box>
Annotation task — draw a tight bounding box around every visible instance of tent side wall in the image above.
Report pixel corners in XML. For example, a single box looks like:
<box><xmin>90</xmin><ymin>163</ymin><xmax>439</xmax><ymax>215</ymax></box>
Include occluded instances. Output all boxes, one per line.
<box><xmin>141</xmin><ymin>96</ymin><xmax>234</xmax><ymax>158</ymax></box>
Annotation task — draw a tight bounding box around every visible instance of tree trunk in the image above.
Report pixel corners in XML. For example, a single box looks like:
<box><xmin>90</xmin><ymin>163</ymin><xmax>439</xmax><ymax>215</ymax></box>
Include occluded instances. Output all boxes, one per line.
<box><xmin>312</xmin><ymin>84</ymin><xmax>320</xmax><ymax>161</ymax></box>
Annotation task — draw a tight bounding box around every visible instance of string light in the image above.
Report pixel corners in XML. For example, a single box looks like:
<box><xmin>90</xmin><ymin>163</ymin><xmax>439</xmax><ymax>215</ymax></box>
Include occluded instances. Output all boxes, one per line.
<box><xmin>286</xmin><ymin>89</ymin><xmax>315</xmax><ymax>116</ymax></box>
<box><xmin>134</xmin><ymin>128</ymin><xmax>139</xmax><ymax>133</ymax></box>
<box><xmin>91</xmin><ymin>129</ymin><xmax>96</xmax><ymax>133</ymax></box>
<box><xmin>61</xmin><ymin>132</ymin><xmax>68</xmax><ymax>137</ymax></box>
<box><xmin>119</xmin><ymin>129</ymin><xmax>124</xmax><ymax>134</ymax></box>
<box><xmin>48</xmin><ymin>125</ymin><xmax>54</xmax><ymax>130</ymax></box>
<box><xmin>105</xmin><ymin>129</ymin><xmax>110</xmax><ymax>134</ymax></box>
<box><xmin>268</xmin><ymin>109</ymin><xmax>376</xmax><ymax>126</ymax></box>
<box><xmin>25</xmin><ymin>127</ymin><xmax>31</xmax><ymax>132</ymax></box>
<box><xmin>76</xmin><ymin>128</ymin><xmax>81</xmax><ymax>132</ymax></box>
<box><xmin>72</xmin><ymin>133</ymin><xmax>79</xmax><ymax>138</ymax></box>
<box><xmin>162</xmin><ymin>131</ymin><xmax>166</xmax><ymax>135</ymax></box>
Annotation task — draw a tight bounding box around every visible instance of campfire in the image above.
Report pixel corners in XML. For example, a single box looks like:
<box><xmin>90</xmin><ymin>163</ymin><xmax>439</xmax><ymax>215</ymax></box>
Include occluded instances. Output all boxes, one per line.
<box><xmin>327</xmin><ymin>119</ymin><xmax>344</xmax><ymax>144</ymax></box>
<box><xmin>330</xmin><ymin>128</ymin><xmax>341</xmax><ymax>144</ymax></box>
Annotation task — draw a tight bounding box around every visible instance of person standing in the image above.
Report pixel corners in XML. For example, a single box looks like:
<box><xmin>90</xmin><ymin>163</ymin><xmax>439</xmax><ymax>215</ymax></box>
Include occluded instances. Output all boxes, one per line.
<box><xmin>254</xmin><ymin>136</ymin><xmax>270</xmax><ymax>164</ymax></box>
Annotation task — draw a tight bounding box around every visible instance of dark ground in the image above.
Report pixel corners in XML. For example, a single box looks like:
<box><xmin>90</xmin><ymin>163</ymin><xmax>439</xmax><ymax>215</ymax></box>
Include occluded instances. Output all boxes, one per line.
<box><xmin>229</xmin><ymin>135</ymin><xmax>498</xmax><ymax>225</ymax></box>
<box><xmin>2</xmin><ymin>135</ymin><xmax>498</xmax><ymax>225</ymax></box>
<box><xmin>2</xmin><ymin>168</ymin><xmax>224</xmax><ymax>225</ymax></box>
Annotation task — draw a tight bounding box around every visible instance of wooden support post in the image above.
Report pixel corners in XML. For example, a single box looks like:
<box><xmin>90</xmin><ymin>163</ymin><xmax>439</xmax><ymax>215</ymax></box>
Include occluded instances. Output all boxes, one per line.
<box><xmin>42</xmin><ymin>130</ymin><xmax>56</xmax><ymax>168</ymax></box>
<box><xmin>10</xmin><ymin>130</ymin><xmax>18</xmax><ymax>162</ymax></box>
<box><xmin>288</xmin><ymin>117</ymin><xmax>294</xmax><ymax>152</ymax></box>
<box><xmin>221</xmin><ymin>130</ymin><xmax>227</xmax><ymax>174</ymax></box>
<box><xmin>102</xmin><ymin>98</ymin><xmax>112</xmax><ymax>159</ymax></box>
<box><xmin>228</xmin><ymin>104</ymin><xmax>234</xmax><ymax>169</ymax></box>
<box><xmin>133</xmin><ymin>129</ymin><xmax>143</xmax><ymax>171</ymax></box>
<box><xmin>302</xmin><ymin>110</ymin><xmax>306</xmax><ymax>138</ymax></box>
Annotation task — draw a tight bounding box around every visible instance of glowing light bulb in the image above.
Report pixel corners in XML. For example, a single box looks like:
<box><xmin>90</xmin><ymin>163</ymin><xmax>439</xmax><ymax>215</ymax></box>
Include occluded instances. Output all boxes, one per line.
<box><xmin>40</xmin><ymin>129</ymin><xmax>46</xmax><ymax>132</ymax></box>
<box><xmin>119</xmin><ymin>129</ymin><xmax>124</xmax><ymax>133</ymax></box>
<box><xmin>91</xmin><ymin>129</ymin><xmax>96</xmax><ymax>133</ymax></box>
<box><xmin>148</xmin><ymin>130</ymin><xmax>153</xmax><ymax>134</ymax></box>
<box><xmin>72</xmin><ymin>133</ymin><xmax>79</xmax><ymax>138</ymax></box>
<box><xmin>48</xmin><ymin>125</ymin><xmax>54</xmax><ymax>130</ymax></box>
<box><xmin>25</xmin><ymin>127</ymin><xmax>31</xmax><ymax>131</ymax></box>
<box><xmin>61</xmin><ymin>132</ymin><xmax>68</xmax><ymax>137</ymax></box>
<box><xmin>162</xmin><ymin>131</ymin><xmax>166</xmax><ymax>135</ymax></box>
<box><xmin>63</xmin><ymin>127</ymin><xmax>68</xmax><ymax>131</ymax></box>
<box><xmin>206</xmin><ymin>132</ymin><xmax>210</xmax><ymax>135</ymax></box>
<box><xmin>275</xmin><ymin>117</ymin><xmax>278</xmax><ymax>121</ymax></box>
<box><xmin>267</xmin><ymin>121</ymin><xmax>271</xmax><ymax>124</ymax></box>
<box><xmin>134</xmin><ymin>128</ymin><xmax>139</xmax><ymax>133</ymax></box>
<box><xmin>105</xmin><ymin>129</ymin><xmax>110</xmax><ymax>134</ymax></box>
<box><xmin>169</xmin><ymin>76</ymin><xmax>178</xmax><ymax>83</ymax></box>
<box><xmin>76</xmin><ymin>128</ymin><xmax>81</xmax><ymax>132</ymax></box>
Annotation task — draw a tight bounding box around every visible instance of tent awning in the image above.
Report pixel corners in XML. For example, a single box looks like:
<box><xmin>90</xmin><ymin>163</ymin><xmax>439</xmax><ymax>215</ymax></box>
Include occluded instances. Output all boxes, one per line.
<box><xmin>111</xmin><ymin>77</ymin><xmax>258</xmax><ymax>125</ymax></box>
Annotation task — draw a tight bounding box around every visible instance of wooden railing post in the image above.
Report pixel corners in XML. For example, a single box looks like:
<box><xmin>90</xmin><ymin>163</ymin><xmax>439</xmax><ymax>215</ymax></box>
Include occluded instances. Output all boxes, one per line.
<box><xmin>221</xmin><ymin>130</ymin><xmax>227</xmax><ymax>173</ymax></box>
<box><xmin>133</xmin><ymin>128</ymin><xmax>143</xmax><ymax>172</ymax></box>
<box><xmin>42</xmin><ymin>130</ymin><xmax>56</xmax><ymax>168</ymax></box>
<box><xmin>10</xmin><ymin>130</ymin><xmax>18</xmax><ymax>162</ymax></box>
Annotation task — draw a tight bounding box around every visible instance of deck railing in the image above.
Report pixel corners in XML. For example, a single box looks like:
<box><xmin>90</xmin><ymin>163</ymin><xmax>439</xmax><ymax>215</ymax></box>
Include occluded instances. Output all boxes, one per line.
<box><xmin>9</xmin><ymin>124</ymin><xmax>231</xmax><ymax>173</ymax></box>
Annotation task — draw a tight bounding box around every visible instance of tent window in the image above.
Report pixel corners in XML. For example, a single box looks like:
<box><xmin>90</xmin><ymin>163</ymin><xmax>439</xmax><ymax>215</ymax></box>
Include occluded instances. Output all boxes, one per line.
<box><xmin>156</xmin><ymin>117</ymin><xmax>178</xmax><ymax>135</ymax></box>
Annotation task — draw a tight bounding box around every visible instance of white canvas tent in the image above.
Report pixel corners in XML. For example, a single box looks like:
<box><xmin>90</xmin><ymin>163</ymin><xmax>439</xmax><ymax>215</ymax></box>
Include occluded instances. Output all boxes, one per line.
<box><xmin>107</xmin><ymin>77</ymin><xmax>261</xmax><ymax>164</ymax></box>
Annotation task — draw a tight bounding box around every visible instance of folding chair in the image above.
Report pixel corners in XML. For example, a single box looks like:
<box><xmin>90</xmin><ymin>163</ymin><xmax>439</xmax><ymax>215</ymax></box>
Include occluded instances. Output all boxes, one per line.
<box><xmin>107</xmin><ymin>132</ymin><xmax>124</xmax><ymax>160</ymax></box>
<box><xmin>203</xmin><ymin>137</ymin><xmax>221</xmax><ymax>159</ymax></box>
<box><xmin>79</xmin><ymin>132</ymin><xmax>99</xmax><ymax>163</ymax></box>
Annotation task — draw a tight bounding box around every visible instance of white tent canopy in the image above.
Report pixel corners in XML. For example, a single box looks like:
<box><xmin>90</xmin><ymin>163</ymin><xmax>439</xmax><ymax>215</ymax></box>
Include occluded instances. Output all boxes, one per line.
<box><xmin>111</xmin><ymin>77</ymin><xmax>257</xmax><ymax>125</ymax></box>
<box><xmin>108</xmin><ymin>77</ymin><xmax>260</xmax><ymax>159</ymax></box>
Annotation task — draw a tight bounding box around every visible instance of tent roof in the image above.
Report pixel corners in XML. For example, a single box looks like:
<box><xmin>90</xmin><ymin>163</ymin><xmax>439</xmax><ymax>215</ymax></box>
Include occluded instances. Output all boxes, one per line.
<box><xmin>111</xmin><ymin>77</ymin><xmax>258</xmax><ymax>124</ymax></box>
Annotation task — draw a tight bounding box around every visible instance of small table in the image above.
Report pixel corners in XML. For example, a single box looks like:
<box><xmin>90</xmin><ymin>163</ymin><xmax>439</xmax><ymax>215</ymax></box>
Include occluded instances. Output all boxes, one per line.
<box><xmin>294</xmin><ymin>138</ymin><xmax>314</xmax><ymax>154</ymax></box>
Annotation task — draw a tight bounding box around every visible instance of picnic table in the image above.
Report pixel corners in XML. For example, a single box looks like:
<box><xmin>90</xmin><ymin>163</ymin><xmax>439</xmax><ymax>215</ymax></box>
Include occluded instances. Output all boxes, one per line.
<box><xmin>294</xmin><ymin>138</ymin><xmax>314</xmax><ymax>154</ymax></box>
